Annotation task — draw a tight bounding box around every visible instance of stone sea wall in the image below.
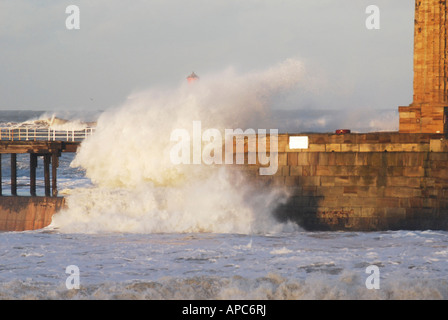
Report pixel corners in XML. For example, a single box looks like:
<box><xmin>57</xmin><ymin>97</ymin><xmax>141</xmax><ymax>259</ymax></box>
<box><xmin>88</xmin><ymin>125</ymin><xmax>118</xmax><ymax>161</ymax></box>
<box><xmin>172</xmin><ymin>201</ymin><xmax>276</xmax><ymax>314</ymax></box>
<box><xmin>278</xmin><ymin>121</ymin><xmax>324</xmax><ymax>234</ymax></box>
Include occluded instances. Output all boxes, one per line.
<box><xmin>231</xmin><ymin>132</ymin><xmax>448</xmax><ymax>231</ymax></box>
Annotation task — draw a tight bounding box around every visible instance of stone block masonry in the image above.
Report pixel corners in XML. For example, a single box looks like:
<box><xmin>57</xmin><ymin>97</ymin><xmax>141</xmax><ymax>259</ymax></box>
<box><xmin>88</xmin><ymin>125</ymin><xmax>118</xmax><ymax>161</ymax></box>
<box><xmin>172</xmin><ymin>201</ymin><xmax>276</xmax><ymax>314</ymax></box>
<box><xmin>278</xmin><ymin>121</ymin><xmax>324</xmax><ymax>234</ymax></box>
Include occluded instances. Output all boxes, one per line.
<box><xmin>230</xmin><ymin>132</ymin><xmax>448</xmax><ymax>231</ymax></box>
<box><xmin>399</xmin><ymin>0</ymin><xmax>448</xmax><ymax>133</ymax></box>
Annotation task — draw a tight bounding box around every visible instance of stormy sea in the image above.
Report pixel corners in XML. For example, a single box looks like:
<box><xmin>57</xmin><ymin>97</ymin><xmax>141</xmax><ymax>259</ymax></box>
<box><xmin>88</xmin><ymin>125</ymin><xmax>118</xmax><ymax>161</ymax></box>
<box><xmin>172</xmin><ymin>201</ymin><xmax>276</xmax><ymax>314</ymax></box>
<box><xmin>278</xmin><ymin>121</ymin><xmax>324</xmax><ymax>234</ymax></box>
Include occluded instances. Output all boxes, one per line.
<box><xmin>0</xmin><ymin>62</ymin><xmax>447</xmax><ymax>302</ymax></box>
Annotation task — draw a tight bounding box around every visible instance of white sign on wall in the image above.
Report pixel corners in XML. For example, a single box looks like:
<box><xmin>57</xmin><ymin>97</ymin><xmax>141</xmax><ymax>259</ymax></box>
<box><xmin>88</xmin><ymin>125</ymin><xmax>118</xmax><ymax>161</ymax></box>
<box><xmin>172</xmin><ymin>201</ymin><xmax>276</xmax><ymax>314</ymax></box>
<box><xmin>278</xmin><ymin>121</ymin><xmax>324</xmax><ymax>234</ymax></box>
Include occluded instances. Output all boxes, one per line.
<box><xmin>289</xmin><ymin>136</ymin><xmax>309</xmax><ymax>149</ymax></box>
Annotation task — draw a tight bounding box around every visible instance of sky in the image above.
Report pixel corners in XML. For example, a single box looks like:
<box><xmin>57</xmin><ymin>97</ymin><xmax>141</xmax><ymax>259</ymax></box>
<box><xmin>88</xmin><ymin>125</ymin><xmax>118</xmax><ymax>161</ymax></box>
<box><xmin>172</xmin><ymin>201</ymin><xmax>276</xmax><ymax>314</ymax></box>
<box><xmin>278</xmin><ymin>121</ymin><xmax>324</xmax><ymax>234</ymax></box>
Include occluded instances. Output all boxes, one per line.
<box><xmin>0</xmin><ymin>0</ymin><xmax>415</xmax><ymax>125</ymax></box>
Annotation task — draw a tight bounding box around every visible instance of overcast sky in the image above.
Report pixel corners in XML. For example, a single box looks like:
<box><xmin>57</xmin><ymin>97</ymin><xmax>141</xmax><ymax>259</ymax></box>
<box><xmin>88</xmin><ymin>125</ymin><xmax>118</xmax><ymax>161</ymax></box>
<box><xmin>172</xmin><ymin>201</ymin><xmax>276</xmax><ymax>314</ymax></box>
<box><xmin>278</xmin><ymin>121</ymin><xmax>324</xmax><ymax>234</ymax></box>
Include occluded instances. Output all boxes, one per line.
<box><xmin>0</xmin><ymin>0</ymin><xmax>415</xmax><ymax>114</ymax></box>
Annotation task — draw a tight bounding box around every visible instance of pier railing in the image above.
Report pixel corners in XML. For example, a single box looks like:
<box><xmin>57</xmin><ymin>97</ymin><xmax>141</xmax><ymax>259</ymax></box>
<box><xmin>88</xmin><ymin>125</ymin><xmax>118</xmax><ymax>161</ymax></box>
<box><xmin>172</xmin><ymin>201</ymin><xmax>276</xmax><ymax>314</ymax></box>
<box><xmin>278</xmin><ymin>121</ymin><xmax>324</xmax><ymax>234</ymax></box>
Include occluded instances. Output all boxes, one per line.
<box><xmin>0</xmin><ymin>127</ymin><xmax>95</xmax><ymax>142</ymax></box>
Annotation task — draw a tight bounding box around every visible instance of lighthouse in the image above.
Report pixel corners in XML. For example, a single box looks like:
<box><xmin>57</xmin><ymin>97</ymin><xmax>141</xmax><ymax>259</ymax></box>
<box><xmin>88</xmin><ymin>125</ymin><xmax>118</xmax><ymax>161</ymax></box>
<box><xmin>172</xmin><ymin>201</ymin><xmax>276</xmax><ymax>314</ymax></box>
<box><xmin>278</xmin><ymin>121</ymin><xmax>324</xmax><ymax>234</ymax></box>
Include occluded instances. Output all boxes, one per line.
<box><xmin>187</xmin><ymin>72</ymin><xmax>199</xmax><ymax>83</ymax></box>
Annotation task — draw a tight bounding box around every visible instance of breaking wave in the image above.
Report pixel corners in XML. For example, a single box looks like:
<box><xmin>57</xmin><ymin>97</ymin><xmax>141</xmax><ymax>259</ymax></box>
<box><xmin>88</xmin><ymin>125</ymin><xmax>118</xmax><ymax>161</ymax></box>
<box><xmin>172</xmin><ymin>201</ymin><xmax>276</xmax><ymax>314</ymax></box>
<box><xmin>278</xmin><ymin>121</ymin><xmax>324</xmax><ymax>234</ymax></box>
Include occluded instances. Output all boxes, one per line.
<box><xmin>50</xmin><ymin>59</ymin><xmax>306</xmax><ymax>234</ymax></box>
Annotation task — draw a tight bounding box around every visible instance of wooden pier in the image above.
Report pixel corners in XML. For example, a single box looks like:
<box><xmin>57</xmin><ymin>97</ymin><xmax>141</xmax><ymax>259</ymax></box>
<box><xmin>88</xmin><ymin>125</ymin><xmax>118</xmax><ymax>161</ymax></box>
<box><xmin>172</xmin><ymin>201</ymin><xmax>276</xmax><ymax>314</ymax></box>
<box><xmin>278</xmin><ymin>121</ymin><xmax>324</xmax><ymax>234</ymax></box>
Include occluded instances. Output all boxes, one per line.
<box><xmin>0</xmin><ymin>141</ymin><xmax>80</xmax><ymax>197</ymax></box>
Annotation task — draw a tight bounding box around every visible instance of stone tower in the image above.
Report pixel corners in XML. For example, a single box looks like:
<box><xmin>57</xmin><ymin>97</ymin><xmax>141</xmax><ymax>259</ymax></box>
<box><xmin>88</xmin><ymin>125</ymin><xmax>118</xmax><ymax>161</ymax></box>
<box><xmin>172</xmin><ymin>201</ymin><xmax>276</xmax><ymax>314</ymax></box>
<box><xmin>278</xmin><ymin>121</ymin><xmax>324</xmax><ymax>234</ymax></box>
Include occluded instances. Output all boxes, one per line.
<box><xmin>399</xmin><ymin>0</ymin><xmax>448</xmax><ymax>133</ymax></box>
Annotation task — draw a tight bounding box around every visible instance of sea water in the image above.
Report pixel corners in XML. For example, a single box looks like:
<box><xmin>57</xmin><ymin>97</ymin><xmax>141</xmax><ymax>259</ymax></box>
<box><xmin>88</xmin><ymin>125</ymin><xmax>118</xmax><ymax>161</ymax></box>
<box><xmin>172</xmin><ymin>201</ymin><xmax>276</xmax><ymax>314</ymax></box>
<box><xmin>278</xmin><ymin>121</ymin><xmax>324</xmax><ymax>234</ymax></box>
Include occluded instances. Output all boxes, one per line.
<box><xmin>1</xmin><ymin>221</ymin><xmax>448</xmax><ymax>299</ymax></box>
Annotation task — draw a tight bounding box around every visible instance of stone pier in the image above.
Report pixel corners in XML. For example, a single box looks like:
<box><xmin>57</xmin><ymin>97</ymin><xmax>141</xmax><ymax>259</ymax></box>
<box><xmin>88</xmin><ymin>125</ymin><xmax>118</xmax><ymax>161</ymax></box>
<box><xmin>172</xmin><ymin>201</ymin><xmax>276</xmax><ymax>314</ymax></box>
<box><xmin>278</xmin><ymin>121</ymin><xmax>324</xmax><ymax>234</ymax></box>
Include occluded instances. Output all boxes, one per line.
<box><xmin>230</xmin><ymin>133</ymin><xmax>448</xmax><ymax>231</ymax></box>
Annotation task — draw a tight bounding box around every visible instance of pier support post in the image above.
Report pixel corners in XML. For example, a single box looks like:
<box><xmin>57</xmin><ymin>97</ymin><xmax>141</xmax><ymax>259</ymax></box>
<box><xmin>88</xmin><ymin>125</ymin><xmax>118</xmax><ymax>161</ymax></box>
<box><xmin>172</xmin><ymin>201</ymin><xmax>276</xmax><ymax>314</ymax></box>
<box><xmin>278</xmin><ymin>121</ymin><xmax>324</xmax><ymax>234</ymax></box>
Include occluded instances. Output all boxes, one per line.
<box><xmin>51</xmin><ymin>152</ymin><xmax>58</xmax><ymax>197</ymax></box>
<box><xmin>44</xmin><ymin>154</ymin><xmax>50</xmax><ymax>197</ymax></box>
<box><xmin>11</xmin><ymin>154</ymin><xmax>17</xmax><ymax>196</ymax></box>
<box><xmin>30</xmin><ymin>153</ymin><xmax>37</xmax><ymax>196</ymax></box>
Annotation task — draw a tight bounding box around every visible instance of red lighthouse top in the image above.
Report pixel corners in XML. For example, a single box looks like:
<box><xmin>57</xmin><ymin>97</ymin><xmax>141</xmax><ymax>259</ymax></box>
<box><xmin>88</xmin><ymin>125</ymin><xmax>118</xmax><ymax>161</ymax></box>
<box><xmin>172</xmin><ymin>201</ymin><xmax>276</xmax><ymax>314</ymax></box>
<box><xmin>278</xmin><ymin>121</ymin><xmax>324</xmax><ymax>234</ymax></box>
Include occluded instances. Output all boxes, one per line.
<box><xmin>187</xmin><ymin>72</ymin><xmax>199</xmax><ymax>83</ymax></box>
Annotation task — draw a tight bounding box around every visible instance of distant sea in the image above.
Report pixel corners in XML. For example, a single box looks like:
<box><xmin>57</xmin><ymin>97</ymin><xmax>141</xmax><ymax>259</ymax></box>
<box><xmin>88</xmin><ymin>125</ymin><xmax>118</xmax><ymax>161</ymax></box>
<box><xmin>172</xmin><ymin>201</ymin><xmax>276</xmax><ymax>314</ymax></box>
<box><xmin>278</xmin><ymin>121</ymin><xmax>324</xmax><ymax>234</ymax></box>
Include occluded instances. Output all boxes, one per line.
<box><xmin>0</xmin><ymin>110</ymin><xmax>46</xmax><ymax>124</ymax></box>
